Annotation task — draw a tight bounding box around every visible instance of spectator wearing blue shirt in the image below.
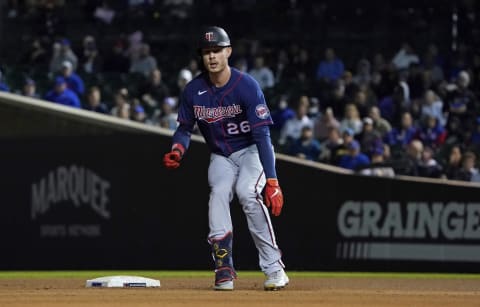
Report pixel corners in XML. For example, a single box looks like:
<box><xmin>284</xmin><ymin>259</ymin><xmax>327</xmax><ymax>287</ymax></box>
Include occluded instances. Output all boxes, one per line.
<box><xmin>271</xmin><ymin>97</ymin><xmax>295</xmax><ymax>133</ymax></box>
<box><xmin>61</xmin><ymin>60</ymin><xmax>85</xmax><ymax>97</ymax></box>
<box><xmin>0</xmin><ymin>69</ymin><xmax>9</xmax><ymax>92</ymax></box>
<box><xmin>316</xmin><ymin>48</ymin><xmax>345</xmax><ymax>83</ymax></box>
<box><xmin>44</xmin><ymin>76</ymin><xmax>81</xmax><ymax>108</ymax></box>
<box><xmin>385</xmin><ymin>112</ymin><xmax>417</xmax><ymax>150</ymax></box>
<box><xmin>289</xmin><ymin>126</ymin><xmax>322</xmax><ymax>161</ymax></box>
<box><xmin>338</xmin><ymin>140</ymin><xmax>371</xmax><ymax>170</ymax></box>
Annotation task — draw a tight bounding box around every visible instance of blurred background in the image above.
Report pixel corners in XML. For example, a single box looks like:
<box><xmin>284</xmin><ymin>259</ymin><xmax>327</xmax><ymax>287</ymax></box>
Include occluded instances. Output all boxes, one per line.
<box><xmin>1</xmin><ymin>0</ymin><xmax>480</xmax><ymax>181</ymax></box>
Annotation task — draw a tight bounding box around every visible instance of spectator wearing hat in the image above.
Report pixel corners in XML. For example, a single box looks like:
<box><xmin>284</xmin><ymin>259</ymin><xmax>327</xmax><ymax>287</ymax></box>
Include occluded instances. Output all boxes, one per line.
<box><xmin>358</xmin><ymin>146</ymin><xmax>395</xmax><ymax>177</ymax></box>
<box><xmin>49</xmin><ymin>38</ymin><xmax>79</xmax><ymax>74</ymax></box>
<box><xmin>338</xmin><ymin>140</ymin><xmax>371</xmax><ymax>170</ymax></box>
<box><xmin>84</xmin><ymin>86</ymin><xmax>108</xmax><ymax>114</ymax></box>
<box><xmin>61</xmin><ymin>60</ymin><xmax>85</xmax><ymax>97</ymax></box>
<box><xmin>21</xmin><ymin>78</ymin><xmax>39</xmax><ymax>98</ymax></box>
<box><xmin>131</xmin><ymin>98</ymin><xmax>147</xmax><ymax>123</ymax></box>
<box><xmin>330</xmin><ymin>127</ymin><xmax>356</xmax><ymax>165</ymax></box>
<box><xmin>44</xmin><ymin>76</ymin><xmax>81</xmax><ymax>108</ymax></box>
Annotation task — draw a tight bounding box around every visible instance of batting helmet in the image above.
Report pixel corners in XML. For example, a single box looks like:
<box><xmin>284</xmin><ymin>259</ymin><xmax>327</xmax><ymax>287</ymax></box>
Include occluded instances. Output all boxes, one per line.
<box><xmin>198</xmin><ymin>26</ymin><xmax>231</xmax><ymax>50</ymax></box>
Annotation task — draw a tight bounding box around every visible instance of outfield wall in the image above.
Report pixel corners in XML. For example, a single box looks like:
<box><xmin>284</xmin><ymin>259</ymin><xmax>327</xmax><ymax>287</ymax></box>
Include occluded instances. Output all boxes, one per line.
<box><xmin>1</xmin><ymin>92</ymin><xmax>480</xmax><ymax>272</ymax></box>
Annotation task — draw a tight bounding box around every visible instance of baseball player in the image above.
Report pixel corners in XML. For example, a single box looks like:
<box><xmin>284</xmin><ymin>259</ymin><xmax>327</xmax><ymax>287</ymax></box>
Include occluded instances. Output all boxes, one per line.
<box><xmin>163</xmin><ymin>26</ymin><xmax>288</xmax><ymax>291</ymax></box>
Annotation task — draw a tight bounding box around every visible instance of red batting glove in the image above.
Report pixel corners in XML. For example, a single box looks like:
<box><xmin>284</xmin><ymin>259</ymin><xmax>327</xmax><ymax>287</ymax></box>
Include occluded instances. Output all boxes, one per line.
<box><xmin>163</xmin><ymin>143</ymin><xmax>185</xmax><ymax>169</ymax></box>
<box><xmin>264</xmin><ymin>178</ymin><xmax>284</xmax><ymax>216</ymax></box>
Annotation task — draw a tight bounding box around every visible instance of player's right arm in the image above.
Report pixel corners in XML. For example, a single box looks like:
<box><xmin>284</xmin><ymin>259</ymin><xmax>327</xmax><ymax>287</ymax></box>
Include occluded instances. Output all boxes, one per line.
<box><xmin>163</xmin><ymin>90</ymin><xmax>195</xmax><ymax>169</ymax></box>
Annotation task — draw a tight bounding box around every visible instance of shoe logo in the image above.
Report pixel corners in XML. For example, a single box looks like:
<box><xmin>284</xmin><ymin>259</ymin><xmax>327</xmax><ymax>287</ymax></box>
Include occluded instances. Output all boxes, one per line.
<box><xmin>198</xmin><ymin>90</ymin><xmax>207</xmax><ymax>95</ymax></box>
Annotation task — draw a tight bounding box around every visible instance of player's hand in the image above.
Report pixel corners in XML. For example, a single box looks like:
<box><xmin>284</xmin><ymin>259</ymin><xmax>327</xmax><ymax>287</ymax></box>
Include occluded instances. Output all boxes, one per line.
<box><xmin>163</xmin><ymin>144</ymin><xmax>185</xmax><ymax>169</ymax></box>
<box><xmin>264</xmin><ymin>178</ymin><xmax>284</xmax><ymax>216</ymax></box>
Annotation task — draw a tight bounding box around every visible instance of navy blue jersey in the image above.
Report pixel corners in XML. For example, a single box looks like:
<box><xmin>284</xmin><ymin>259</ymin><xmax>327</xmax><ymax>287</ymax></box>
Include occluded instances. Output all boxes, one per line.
<box><xmin>176</xmin><ymin>68</ymin><xmax>273</xmax><ymax>156</ymax></box>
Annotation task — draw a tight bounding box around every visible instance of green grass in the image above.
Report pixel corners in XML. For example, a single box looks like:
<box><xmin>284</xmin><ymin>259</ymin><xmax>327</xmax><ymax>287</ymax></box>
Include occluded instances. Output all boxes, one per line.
<box><xmin>0</xmin><ymin>271</ymin><xmax>479</xmax><ymax>279</ymax></box>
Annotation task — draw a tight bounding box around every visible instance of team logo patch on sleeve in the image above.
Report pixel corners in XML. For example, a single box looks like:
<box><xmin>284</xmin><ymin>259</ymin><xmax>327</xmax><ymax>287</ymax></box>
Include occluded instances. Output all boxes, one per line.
<box><xmin>255</xmin><ymin>104</ymin><xmax>270</xmax><ymax>119</ymax></box>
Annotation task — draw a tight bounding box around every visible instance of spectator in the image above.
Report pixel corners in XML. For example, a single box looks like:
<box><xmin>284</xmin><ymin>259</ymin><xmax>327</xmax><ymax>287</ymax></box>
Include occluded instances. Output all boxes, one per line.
<box><xmin>421</xmin><ymin>89</ymin><xmax>446</xmax><ymax>127</ymax></box>
<box><xmin>110</xmin><ymin>88</ymin><xmax>130</xmax><ymax>118</ymax></box>
<box><xmin>271</xmin><ymin>96</ymin><xmax>295</xmax><ymax>134</ymax></box>
<box><xmin>416</xmin><ymin>115</ymin><xmax>447</xmax><ymax>150</ymax></box>
<box><xmin>339</xmin><ymin>103</ymin><xmax>363</xmax><ymax>135</ymax></box>
<box><xmin>322</xmin><ymin>78</ymin><xmax>348</xmax><ymax>117</ymax></box>
<box><xmin>176</xmin><ymin>68</ymin><xmax>192</xmax><ymax>97</ymax></box>
<box><xmin>156</xmin><ymin>97</ymin><xmax>178</xmax><ymax>130</ymax></box>
<box><xmin>131</xmin><ymin>98</ymin><xmax>147</xmax><ymax>123</ymax></box>
<box><xmin>21</xmin><ymin>78</ymin><xmax>39</xmax><ymax>98</ymax></box>
<box><xmin>44</xmin><ymin>76</ymin><xmax>81</xmax><ymax>108</ymax></box>
<box><xmin>395</xmin><ymin>139</ymin><xmax>423</xmax><ymax>176</ymax></box>
<box><xmin>289</xmin><ymin>126</ymin><xmax>322</xmax><ymax>161</ymax></box>
<box><xmin>385</xmin><ymin>111</ymin><xmax>418</xmax><ymax>150</ymax></box>
<box><xmin>60</xmin><ymin>60</ymin><xmax>85</xmax><ymax>97</ymax></box>
<box><xmin>278</xmin><ymin>99</ymin><xmax>313</xmax><ymax>146</ymax></box>
<box><xmin>331</xmin><ymin>128</ymin><xmax>356</xmax><ymax>165</ymax></box>
<box><xmin>445</xmin><ymin>70</ymin><xmax>477</xmax><ymax>133</ymax></box>
<box><xmin>140</xmin><ymin>68</ymin><xmax>170</xmax><ymax>116</ymax></box>
<box><xmin>368</xmin><ymin>106</ymin><xmax>392</xmax><ymax>138</ymax></box>
<box><xmin>187</xmin><ymin>58</ymin><xmax>201</xmax><ymax>77</ymax></box>
<box><xmin>352</xmin><ymin>58</ymin><xmax>372</xmax><ymax>85</ymax></box>
<box><xmin>22</xmin><ymin>37</ymin><xmax>48</xmax><ymax>68</ymax></box>
<box><xmin>315</xmin><ymin>47</ymin><xmax>345</xmax><ymax>83</ymax></box>
<box><xmin>338</xmin><ymin>140</ymin><xmax>371</xmax><ymax>171</ymax></box>
<box><xmin>359</xmin><ymin>117</ymin><xmax>383</xmax><ymax>156</ymax></box>
<box><xmin>452</xmin><ymin>151</ymin><xmax>479</xmax><ymax>182</ymax></box>
<box><xmin>391</xmin><ymin>43</ymin><xmax>420</xmax><ymax>71</ymax></box>
<box><xmin>442</xmin><ymin>145</ymin><xmax>463</xmax><ymax>180</ymax></box>
<box><xmin>319</xmin><ymin>127</ymin><xmax>344</xmax><ymax>164</ymax></box>
<box><xmin>93</xmin><ymin>0</ymin><xmax>116</xmax><ymax>25</ymax></box>
<box><xmin>129</xmin><ymin>43</ymin><xmax>157</xmax><ymax>77</ymax></box>
<box><xmin>84</xmin><ymin>86</ymin><xmax>108</xmax><ymax>114</ymax></box>
<box><xmin>417</xmin><ymin>146</ymin><xmax>443</xmax><ymax>178</ymax></box>
<box><xmin>49</xmin><ymin>38</ymin><xmax>78</xmax><ymax>75</ymax></box>
<box><xmin>248</xmin><ymin>56</ymin><xmax>275</xmax><ymax>90</ymax></box>
<box><xmin>80</xmin><ymin>35</ymin><xmax>102</xmax><ymax>74</ymax></box>
<box><xmin>358</xmin><ymin>146</ymin><xmax>395</xmax><ymax>177</ymax></box>
<box><xmin>0</xmin><ymin>70</ymin><xmax>10</xmax><ymax>92</ymax></box>
<box><xmin>103</xmin><ymin>39</ymin><xmax>130</xmax><ymax>73</ymax></box>
<box><xmin>313</xmin><ymin>106</ymin><xmax>340</xmax><ymax>141</ymax></box>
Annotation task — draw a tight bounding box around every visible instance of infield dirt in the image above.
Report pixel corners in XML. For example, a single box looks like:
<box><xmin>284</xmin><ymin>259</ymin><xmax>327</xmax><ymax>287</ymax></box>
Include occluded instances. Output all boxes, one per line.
<box><xmin>0</xmin><ymin>276</ymin><xmax>479</xmax><ymax>306</ymax></box>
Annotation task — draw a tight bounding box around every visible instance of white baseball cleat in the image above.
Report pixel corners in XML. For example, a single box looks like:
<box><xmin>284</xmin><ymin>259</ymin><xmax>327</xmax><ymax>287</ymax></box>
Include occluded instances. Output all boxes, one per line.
<box><xmin>264</xmin><ymin>269</ymin><xmax>289</xmax><ymax>291</ymax></box>
<box><xmin>214</xmin><ymin>280</ymin><xmax>234</xmax><ymax>291</ymax></box>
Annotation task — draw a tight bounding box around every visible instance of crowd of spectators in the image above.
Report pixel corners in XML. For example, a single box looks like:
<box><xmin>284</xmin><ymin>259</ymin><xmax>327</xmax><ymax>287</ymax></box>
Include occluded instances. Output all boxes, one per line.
<box><xmin>2</xmin><ymin>0</ymin><xmax>480</xmax><ymax>183</ymax></box>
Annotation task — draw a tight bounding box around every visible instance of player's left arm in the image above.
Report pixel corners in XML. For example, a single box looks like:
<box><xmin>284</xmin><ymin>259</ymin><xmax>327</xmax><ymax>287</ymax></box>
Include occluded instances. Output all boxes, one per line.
<box><xmin>244</xmin><ymin>80</ymin><xmax>284</xmax><ymax>216</ymax></box>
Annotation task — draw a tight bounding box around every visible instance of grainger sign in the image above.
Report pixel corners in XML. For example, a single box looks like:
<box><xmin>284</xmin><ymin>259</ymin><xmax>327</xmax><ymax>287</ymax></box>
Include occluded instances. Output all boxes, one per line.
<box><xmin>337</xmin><ymin>201</ymin><xmax>480</xmax><ymax>262</ymax></box>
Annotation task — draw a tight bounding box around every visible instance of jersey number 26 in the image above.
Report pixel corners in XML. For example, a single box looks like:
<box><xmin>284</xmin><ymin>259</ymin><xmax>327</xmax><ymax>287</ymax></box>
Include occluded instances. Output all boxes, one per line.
<box><xmin>227</xmin><ymin>121</ymin><xmax>251</xmax><ymax>135</ymax></box>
